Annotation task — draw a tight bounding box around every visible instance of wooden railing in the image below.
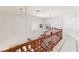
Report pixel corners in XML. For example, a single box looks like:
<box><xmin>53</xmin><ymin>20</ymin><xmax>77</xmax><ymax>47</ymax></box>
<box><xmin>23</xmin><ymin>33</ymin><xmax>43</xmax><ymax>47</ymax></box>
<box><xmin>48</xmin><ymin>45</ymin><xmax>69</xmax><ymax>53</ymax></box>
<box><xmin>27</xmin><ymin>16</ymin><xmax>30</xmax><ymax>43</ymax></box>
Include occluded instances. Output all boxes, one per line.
<box><xmin>3</xmin><ymin>28</ymin><xmax>62</xmax><ymax>52</ymax></box>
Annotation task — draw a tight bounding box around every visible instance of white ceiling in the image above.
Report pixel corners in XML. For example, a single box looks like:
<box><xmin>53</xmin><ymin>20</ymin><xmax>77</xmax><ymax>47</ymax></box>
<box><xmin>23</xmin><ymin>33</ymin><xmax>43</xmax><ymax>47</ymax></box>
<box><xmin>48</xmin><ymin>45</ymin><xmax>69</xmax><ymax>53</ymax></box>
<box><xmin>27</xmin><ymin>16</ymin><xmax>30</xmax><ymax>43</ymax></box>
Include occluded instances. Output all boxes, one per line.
<box><xmin>0</xmin><ymin>6</ymin><xmax>25</xmax><ymax>15</ymax></box>
<box><xmin>27</xmin><ymin>6</ymin><xmax>79</xmax><ymax>18</ymax></box>
<box><xmin>0</xmin><ymin>6</ymin><xmax>78</xmax><ymax>17</ymax></box>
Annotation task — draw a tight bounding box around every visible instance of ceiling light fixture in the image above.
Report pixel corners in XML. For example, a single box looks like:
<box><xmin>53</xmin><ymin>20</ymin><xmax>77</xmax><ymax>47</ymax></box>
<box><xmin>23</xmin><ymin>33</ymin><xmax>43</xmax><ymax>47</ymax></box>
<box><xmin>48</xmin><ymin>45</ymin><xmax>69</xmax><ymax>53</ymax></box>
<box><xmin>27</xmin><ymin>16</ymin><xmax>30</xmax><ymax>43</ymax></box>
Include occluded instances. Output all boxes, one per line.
<box><xmin>36</xmin><ymin>10</ymin><xmax>40</xmax><ymax>12</ymax></box>
<box><xmin>20</xmin><ymin>8</ymin><xmax>22</xmax><ymax>16</ymax></box>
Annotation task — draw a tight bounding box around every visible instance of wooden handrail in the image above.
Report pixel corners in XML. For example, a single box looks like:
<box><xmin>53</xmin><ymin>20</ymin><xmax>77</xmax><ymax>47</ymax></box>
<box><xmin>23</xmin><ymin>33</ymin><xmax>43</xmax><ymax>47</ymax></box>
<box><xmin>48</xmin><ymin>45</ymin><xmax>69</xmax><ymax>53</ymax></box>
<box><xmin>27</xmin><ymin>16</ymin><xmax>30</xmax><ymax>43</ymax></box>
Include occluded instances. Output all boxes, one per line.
<box><xmin>2</xmin><ymin>28</ymin><xmax>62</xmax><ymax>52</ymax></box>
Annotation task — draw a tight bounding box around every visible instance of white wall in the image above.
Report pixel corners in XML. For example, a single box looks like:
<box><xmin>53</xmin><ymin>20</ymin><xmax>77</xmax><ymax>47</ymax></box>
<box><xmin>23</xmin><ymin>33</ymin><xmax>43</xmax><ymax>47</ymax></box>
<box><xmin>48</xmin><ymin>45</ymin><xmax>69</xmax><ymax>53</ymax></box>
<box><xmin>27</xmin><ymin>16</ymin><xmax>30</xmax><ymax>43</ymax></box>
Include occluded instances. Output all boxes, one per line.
<box><xmin>62</xmin><ymin>12</ymin><xmax>76</xmax><ymax>39</ymax></box>
<box><xmin>26</xmin><ymin>15</ymin><xmax>46</xmax><ymax>39</ymax></box>
<box><xmin>76</xmin><ymin>11</ymin><xmax>79</xmax><ymax>40</ymax></box>
<box><xmin>45</xmin><ymin>11</ymin><xmax>77</xmax><ymax>43</ymax></box>
<box><xmin>45</xmin><ymin>17</ymin><xmax>62</xmax><ymax>29</ymax></box>
<box><xmin>0</xmin><ymin>13</ymin><xmax>47</xmax><ymax>50</ymax></box>
<box><xmin>0</xmin><ymin>13</ymin><xmax>26</xmax><ymax>50</ymax></box>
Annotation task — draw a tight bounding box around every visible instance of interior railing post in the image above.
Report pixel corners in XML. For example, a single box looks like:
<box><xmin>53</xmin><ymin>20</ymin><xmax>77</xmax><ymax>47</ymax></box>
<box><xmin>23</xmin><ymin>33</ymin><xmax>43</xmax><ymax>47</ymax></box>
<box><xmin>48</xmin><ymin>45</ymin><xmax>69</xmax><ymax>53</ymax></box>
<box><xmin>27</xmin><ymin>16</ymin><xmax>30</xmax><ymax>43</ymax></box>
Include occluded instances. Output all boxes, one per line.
<box><xmin>51</xmin><ymin>32</ymin><xmax>53</xmax><ymax>51</ymax></box>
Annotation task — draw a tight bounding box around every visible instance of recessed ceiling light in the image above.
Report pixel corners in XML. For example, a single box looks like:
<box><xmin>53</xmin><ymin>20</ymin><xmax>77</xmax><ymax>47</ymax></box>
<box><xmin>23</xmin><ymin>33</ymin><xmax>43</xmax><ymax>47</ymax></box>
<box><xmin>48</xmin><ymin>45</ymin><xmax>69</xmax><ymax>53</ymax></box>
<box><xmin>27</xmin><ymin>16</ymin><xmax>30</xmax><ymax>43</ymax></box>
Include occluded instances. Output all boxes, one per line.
<box><xmin>20</xmin><ymin>8</ymin><xmax>22</xmax><ymax>10</ymax></box>
<box><xmin>36</xmin><ymin>10</ymin><xmax>40</xmax><ymax>12</ymax></box>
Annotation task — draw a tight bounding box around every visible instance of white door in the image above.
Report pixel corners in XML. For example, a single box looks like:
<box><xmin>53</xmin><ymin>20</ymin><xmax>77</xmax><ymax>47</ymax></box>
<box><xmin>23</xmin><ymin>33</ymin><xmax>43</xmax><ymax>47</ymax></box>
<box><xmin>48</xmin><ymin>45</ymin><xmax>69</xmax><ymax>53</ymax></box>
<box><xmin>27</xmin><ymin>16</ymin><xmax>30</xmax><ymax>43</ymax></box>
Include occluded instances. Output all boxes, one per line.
<box><xmin>63</xmin><ymin>13</ymin><xmax>76</xmax><ymax>38</ymax></box>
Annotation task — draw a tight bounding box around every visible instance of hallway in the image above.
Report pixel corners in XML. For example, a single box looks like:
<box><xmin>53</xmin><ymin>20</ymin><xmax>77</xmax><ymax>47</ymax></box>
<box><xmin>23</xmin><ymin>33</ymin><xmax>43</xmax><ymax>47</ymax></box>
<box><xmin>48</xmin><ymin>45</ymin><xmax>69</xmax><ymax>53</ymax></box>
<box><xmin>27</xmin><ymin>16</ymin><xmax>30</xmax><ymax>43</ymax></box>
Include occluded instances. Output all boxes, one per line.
<box><xmin>53</xmin><ymin>34</ymin><xmax>78</xmax><ymax>52</ymax></box>
<box><xmin>0</xmin><ymin>6</ymin><xmax>79</xmax><ymax>52</ymax></box>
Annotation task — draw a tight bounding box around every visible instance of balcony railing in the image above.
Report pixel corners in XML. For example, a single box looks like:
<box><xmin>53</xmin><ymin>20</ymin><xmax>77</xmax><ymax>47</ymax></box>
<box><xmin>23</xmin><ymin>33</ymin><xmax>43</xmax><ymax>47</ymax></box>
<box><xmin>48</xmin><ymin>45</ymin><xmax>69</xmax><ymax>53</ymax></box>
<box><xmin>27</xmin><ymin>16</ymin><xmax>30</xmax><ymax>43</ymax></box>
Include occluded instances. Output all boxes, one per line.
<box><xmin>3</xmin><ymin>28</ymin><xmax>62</xmax><ymax>52</ymax></box>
